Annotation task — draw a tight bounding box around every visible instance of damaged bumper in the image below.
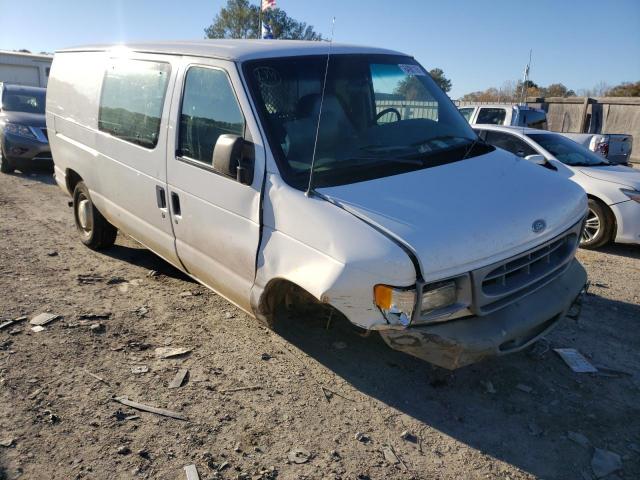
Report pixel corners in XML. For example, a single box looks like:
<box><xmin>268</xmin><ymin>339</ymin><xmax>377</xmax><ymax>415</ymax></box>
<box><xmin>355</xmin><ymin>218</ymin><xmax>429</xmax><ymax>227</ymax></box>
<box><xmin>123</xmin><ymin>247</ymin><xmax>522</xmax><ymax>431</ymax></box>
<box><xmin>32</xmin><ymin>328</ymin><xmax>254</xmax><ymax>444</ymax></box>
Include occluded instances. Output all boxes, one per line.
<box><xmin>379</xmin><ymin>259</ymin><xmax>587</xmax><ymax>370</ymax></box>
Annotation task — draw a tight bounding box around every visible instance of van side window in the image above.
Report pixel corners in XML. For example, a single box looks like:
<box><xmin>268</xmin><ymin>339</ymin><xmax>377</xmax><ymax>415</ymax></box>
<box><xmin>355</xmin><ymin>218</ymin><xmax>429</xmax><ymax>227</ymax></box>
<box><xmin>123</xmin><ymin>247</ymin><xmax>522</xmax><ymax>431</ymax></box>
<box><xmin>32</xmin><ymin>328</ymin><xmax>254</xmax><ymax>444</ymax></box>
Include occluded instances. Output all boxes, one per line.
<box><xmin>476</xmin><ymin>108</ymin><xmax>507</xmax><ymax>125</ymax></box>
<box><xmin>98</xmin><ymin>60</ymin><xmax>171</xmax><ymax>149</ymax></box>
<box><xmin>177</xmin><ymin>67</ymin><xmax>245</xmax><ymax>165</ymax></box>
<box><xmin>484</xmin><ymin>131</ymin><xmax>536</xmax><ymax>157</ymax></box>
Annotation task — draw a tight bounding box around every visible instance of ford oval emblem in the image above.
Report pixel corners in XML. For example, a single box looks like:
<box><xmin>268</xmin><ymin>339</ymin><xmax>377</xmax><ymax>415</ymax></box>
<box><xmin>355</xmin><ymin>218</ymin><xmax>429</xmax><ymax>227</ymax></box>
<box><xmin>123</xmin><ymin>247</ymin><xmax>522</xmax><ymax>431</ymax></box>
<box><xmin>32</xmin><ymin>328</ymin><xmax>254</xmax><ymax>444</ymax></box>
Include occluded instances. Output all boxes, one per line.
<box><xmin>532</xmin><ymin>219</ymin><xmax>546</xmax><ymax>233</ymax></box>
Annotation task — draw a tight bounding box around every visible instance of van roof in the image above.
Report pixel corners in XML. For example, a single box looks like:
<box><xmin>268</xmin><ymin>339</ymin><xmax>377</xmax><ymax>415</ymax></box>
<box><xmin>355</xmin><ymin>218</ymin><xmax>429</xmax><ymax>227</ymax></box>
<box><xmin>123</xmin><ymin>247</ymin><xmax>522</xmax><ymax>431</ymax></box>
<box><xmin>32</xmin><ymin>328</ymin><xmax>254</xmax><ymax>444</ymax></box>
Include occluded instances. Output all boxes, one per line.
<box><xmin>57</xmin><ymin>39</ymin><xmax>408</xmax><ymax>62</ymax></box>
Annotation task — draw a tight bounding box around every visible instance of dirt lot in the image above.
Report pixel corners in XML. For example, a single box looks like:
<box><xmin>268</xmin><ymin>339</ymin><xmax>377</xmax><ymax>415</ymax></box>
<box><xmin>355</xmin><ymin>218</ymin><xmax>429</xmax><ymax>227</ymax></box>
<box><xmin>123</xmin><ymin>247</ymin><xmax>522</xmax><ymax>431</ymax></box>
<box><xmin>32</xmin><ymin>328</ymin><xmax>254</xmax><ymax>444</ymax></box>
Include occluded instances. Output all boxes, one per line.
<box><xmin>1</xmin><ymin>170</ymin><xmax>639</xmax><ymax>480</ymax></box>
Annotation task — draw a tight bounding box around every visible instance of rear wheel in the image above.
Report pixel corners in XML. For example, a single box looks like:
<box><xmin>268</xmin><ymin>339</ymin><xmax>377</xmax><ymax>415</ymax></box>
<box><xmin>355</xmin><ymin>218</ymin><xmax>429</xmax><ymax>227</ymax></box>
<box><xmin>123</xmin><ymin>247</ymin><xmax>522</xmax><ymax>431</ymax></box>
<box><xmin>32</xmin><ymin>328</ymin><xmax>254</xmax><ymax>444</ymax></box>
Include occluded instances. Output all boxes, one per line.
<box><xmin>580</xmin><ymin>198</ymin><xmax>614</xmax><ymax>249</ymax></box>
<box><xmin>0</xmin><ymin>146</ymin><xmax>14</xmax><ymax>174</ymax></box>
<box><xmin>73</xmin><ymin>181</ymin><xmax>118</xmax><ymax>250</ymax></box>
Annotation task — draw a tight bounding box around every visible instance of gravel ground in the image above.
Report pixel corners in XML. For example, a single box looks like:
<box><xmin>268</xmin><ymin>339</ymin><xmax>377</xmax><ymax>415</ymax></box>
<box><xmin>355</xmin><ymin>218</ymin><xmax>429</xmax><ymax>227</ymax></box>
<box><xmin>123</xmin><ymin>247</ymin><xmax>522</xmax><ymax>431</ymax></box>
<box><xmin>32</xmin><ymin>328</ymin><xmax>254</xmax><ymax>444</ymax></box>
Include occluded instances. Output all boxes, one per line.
<box><xmin>1</xmin><ymin>170</ymin><xmax>639</xmax><ymax>480</ymax></box>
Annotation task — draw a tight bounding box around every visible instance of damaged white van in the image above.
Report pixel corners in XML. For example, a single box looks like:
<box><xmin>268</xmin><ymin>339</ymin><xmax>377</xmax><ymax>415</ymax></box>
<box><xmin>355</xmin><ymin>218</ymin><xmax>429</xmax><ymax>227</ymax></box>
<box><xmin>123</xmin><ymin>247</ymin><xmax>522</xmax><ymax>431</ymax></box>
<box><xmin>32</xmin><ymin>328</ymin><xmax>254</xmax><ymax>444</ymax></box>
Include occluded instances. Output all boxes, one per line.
<box><xmin>47</xmin><ymin>40</ymin><xmax>588</xmax><ymax>369</ymax></box>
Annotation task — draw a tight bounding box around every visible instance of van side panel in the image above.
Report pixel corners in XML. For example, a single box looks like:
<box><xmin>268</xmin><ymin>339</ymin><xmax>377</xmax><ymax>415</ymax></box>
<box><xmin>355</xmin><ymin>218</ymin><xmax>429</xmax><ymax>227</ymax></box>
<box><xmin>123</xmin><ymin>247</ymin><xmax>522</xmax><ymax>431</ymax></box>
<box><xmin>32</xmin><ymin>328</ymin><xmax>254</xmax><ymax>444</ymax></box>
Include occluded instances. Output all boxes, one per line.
<box><xmin>47</xmin><ymin>51</ymin><xmax>182</xmax><ymax>269</ymax></box>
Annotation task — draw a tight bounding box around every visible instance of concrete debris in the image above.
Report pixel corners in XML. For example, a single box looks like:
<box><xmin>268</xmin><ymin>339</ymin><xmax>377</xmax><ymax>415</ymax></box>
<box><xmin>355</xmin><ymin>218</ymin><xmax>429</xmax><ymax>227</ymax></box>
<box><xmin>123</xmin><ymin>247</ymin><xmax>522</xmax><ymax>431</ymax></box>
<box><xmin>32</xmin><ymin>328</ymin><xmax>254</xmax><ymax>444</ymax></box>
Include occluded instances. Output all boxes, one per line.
<box><xmin>31</xmin><ymin>326</ymin><xmax>46</xmax><ymax>333</ymax></box>
<box><xmin>117</xmin><ymin>446</ymin><xmax>131</xmax><ymax>455</ymax></box>
<box><xmin>591</xmin><ymin>448</ymin><xmax>622</xmax><ymax>478</ymax></box>
<box><xmin>179</xmin><ymin>291</ymin><xmax>193</xmax><ymax>297</ymax></box>
<box><xmin>554</xmin><ymin>348</ymin><xmax>598</xmax><ymax>373</ymax></box>
<box><xmin>184</xmin><ymin>464</ymin><xmax>200</xmax><ymax>480</ymax></box>
<box><xmin>78</xmin><ymin>312</ymin><xmax>111</xmax><ymax>320</ymax></box>
<box><xmin>288</xmin><ymin>447</ymin><xmax>311</xmax><ymax>464</ymax></box>
<box><xmin>0</xmin><ymin>316</ymin><xmax>27</xmax><ymax>330</ymax></box>
<box><xmin>400</xmin><ymin>430</ymin><xmax>417</xmax><ymax>443</ymax></box>
<box><xmin>381</xmin><ymin>445</ymin><xmax>399</xmax><ymax>464</ymax></box>
<box><xmin>567</xmin><ymin>431</ymin><xmax>590</xmax><ymax>448</ymax></box>
<box><xmin>354</xmin><ymin>432</ymin><xmax>370</xmax><ymax>443</ymax></box>
<box><xmin>516</xmin><ymin>384</ymin><xmax>533</xmax><ymax>393</ymax></box>
<box><xmin>77</xmin><ymin>274</ymin><xmax>104</xmax><ymax>284</ymax></box>
<box><xmin>131</xmin><ymin>366</ymin><xmax>149</xmax><ymax>374</ymax></box>
<box><xmin>0</xmin><ymin>438</ymin><xmax>14</xmax><ymax>447</ymax></box>
<box><xmin>134</xmin><ymin>306</ymin><xmax>149</xmax><ymax>318</ymax></box>
<box><xmin>30</xmin><ymin>313</ymin><xmax>61</xmax><ymax>326</ymax></box>
<box><xmin>168</xmin><ymin>368</ymin><xmax>189</xmax><ymax>389</ymax></box>
<box><xmin>112</xmin><ymin>396</ymin><xmax>188</xmax><ymax>421</ymax></box>
<box><xmin>481</xmin><ymin>380</ymin><xmax>496</xmax><ymax>394</ymax></box>
<box><xmin>89</xmin><ymin>323</ymin><xmax>105</xmax><ymax>333</ymax></box>
<box><xmin>155</xmin><ymin>347</ymin><xmax>192</xmax><ymax>359</ymax></box>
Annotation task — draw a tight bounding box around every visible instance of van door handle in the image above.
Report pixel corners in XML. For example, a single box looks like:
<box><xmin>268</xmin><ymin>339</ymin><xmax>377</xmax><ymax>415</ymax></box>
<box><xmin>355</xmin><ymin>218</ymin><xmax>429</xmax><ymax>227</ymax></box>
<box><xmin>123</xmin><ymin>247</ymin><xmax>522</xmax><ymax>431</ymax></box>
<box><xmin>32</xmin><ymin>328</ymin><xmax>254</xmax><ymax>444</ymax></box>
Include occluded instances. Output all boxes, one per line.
<box><xmin>171</xmin><ymin>192</ymin><xmax>181</xmax><ymax>217</ymax></box>
<box><xmin>156</xmin><ymin>186</ymin><xmax>167</xmax><ymax>209</ymax></box>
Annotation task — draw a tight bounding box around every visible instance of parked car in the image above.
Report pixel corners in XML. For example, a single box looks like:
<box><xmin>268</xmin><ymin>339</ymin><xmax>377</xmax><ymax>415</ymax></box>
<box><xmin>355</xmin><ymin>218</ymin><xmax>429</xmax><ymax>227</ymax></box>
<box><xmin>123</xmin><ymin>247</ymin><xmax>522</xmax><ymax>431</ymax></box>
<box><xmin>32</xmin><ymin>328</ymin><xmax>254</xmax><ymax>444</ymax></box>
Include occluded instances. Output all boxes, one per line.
<box><xmin>47</xmin><ymin>40</ymin><xmax>588</xmax><ymax>369</ymax></box>
<box><xmin>559</xmin><ymin>132</ymin><xmax>633</xmax><ymax>165</ymax></box>
<box><xmin>0</xmin><ymin>83</ymin><xmax>51</xmax><ymax>173</ymax></box>
<box><xmin>458</xmin><ymin>103</ymin><xmax>548</xmax><ymax>129</ymax></box>
<box><xmin>474</xmin><ymin>125</ymin><xmax>640</xmax><ymax>248</ymax></box>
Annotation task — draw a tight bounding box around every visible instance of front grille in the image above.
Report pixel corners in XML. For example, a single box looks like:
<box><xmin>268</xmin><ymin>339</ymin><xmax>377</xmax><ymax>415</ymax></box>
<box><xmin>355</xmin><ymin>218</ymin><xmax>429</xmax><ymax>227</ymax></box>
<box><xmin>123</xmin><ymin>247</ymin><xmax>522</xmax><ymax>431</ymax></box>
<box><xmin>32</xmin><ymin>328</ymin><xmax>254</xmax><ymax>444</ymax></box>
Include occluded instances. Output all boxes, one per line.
<box><xmin>471</xmin><ymin>220</ymin><xmax>582</xmax><ymax>315</ymax></box>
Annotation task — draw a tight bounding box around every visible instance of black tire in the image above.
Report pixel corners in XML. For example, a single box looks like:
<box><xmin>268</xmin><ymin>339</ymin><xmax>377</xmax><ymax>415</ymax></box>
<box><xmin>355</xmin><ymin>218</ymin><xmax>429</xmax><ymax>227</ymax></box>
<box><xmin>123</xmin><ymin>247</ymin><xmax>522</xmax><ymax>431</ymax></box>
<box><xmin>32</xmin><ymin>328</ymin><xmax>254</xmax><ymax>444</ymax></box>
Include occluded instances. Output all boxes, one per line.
<box><xmin>580</xmin><ymin>198</ymin><xmax>615</xmax><ymax>249</ymax></box>
<box><xmin>0</xmin><ymin>146</ymin><xmax>14</xmax><ymax>174</ymax></box>
<box><xmin>73</xmin><ymin>181</ymin><xmax>117</xmax><ymax>250</ymax></box>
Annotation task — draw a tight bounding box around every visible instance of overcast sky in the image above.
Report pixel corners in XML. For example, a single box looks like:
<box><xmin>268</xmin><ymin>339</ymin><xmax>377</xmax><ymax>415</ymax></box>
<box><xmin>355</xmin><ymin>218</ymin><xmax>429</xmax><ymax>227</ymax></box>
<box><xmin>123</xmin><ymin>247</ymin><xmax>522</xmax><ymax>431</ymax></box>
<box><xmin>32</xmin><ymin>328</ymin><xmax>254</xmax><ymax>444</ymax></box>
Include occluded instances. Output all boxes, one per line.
<box><xmin>1</xmin><ymin>0</ymin><xmax>638</xmax><ymax>98</ymax></box>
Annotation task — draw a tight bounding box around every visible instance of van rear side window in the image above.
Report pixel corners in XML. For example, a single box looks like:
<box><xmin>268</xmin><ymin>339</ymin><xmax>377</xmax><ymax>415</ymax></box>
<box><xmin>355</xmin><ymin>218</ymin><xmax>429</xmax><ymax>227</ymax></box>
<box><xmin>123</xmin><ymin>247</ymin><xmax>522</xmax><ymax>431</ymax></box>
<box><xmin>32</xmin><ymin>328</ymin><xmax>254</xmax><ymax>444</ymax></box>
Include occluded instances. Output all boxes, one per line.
<box><xmin>98</xmin><ymin>60</ymin><xmax>171</xmax><ymax>149</ymax></box>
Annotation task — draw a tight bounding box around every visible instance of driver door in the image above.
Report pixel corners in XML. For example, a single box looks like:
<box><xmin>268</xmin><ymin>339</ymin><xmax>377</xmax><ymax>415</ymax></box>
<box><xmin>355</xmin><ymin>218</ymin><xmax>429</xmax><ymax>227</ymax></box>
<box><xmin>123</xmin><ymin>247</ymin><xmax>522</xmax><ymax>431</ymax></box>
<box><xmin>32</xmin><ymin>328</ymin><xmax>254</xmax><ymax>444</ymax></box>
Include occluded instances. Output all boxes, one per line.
<box><xmin>165</xmin><ymin>58</ymin><xmax>265</xmax><ymax>312</ymax></box>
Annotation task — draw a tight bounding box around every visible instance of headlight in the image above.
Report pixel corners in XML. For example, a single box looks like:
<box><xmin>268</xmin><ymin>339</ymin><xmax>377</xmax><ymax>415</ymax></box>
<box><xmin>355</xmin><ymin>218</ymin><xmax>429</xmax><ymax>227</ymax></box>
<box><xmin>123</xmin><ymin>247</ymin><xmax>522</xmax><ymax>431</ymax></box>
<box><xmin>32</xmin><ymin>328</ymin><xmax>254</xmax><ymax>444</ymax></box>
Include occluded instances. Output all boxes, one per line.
<box><xmin>374</xmin><ymin>285</ymin><xmax>415</xmax><ymax>326</ymax></box>
<box><xmin>421</xmin><ymin>281</ymin><xmax>457</xmax><ymax>314</ymax></box>
<box><xmin>5</xmin><ymin>123</ymin><xmax>36</xmax><ymax>139</ymax></box>
<box><xmin>621</xmin><ymin>189</ymin><xmax>640</xmax><ymax>203</ymax></box>
<box><xmin>416</xmin><ymin>275</ymin><xmax>472</xmax><ymax>325</ymax></box>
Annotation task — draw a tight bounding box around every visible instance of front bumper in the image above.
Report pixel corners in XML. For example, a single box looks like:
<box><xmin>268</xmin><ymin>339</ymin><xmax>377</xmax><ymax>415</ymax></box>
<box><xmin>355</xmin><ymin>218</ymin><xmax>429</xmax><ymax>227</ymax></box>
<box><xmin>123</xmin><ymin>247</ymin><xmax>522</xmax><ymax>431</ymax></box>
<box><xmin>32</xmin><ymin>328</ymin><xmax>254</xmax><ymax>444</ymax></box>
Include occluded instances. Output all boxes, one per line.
<box><xmin>611</xmin><ymin>199</ymin><xmax>640</xmax><ymax>245</ymax></box>
<box><xmin>2</xmin><ymin>133</ymin><xmax>52</xmax><ymax>169</ymax></box>
<box><xmin>379</xmin><ymin>259</ymin><xmax>587</xmax><ymax>369</ymax></box>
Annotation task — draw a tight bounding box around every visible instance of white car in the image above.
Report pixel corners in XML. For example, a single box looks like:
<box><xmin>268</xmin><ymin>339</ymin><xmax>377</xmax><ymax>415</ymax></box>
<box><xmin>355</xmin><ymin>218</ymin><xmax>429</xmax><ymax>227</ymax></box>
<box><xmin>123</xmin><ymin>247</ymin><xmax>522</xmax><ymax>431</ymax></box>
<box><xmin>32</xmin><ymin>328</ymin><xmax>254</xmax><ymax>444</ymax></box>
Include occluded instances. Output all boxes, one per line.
<box><xmin>474</xmin><ymin>125</ymin><xmax>640</xmax><ymax>248</ymax></box>
<box><xmin>46</xmin><ymin>40</ymin><xmax>587</xmax><ymax>369</ymax></box>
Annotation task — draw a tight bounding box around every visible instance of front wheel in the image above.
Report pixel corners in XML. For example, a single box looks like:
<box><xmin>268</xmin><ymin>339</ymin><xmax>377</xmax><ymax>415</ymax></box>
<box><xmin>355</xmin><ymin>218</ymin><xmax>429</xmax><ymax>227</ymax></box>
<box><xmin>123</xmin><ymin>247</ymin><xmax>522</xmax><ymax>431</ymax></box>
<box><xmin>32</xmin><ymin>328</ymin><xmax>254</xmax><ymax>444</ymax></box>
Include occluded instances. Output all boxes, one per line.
<box><xmin>0</xmin><ymin>147</ymin><xmax>14</xmax><ymax>174</ymax></box>
<box><xmin>73</xmin><ymin>181</ymin><xmax>118</xmax><ymax>250</ymax></box>
<box><xmin>580</xmin><ymin>198</ymin><xmax>614</xmax><ymax>249</ymax></box>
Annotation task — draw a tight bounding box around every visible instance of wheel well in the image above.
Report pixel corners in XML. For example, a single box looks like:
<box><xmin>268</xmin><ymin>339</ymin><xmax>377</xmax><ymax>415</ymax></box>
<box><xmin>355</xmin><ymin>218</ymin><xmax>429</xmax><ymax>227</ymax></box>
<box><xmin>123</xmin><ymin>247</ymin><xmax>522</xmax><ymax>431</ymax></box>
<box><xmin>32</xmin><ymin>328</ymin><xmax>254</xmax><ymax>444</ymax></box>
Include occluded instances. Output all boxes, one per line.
<box><xmin>587</xmin><ymin>194</ymin><xmax>617</xmax><ymax>235</ymax></box>
<box><xmin>66</xmin><ymin>169</ymin><xmax>82</xmax><ymax>196</ymax></box>
<box><xmin>259</xmin><ymin>279</ymin><xmax>341</xmax><ymax>327</ymax></box>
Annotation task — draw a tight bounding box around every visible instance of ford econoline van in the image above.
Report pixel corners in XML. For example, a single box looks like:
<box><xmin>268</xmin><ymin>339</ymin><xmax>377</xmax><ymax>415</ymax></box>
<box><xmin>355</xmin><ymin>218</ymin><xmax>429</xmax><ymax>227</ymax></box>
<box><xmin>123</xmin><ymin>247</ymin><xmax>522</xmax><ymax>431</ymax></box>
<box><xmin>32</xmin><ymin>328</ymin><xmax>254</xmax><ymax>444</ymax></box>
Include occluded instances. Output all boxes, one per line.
<box><xmin>46</xmin><ymin>40</ymin><xmax>588</xmax><ymax>369</ymax></box>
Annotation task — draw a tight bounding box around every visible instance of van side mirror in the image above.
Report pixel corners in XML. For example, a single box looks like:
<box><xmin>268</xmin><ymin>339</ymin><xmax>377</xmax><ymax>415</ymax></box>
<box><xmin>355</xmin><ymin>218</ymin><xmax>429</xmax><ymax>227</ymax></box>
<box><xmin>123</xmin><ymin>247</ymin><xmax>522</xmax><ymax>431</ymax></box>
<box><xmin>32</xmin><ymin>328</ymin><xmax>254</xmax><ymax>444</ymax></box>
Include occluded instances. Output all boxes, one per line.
<box><xmin>212</xmin><ymin>134</ymin><xmax>253</xmax><ymax>185</ymax></box>
<box><xmin>524</xmin><ymin>154</ymin><xmax>547</xmax><ymax>166</ymax></box>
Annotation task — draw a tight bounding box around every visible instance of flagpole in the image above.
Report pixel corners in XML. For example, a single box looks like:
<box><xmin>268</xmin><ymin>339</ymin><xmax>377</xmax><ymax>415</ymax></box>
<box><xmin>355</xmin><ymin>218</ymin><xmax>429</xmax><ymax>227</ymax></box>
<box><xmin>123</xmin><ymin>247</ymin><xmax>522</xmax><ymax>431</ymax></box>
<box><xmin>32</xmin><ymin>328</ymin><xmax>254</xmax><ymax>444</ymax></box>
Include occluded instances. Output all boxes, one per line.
<box><xmin>258</xmin><ymin>1</ymin><xmax>262</xmax><ymax>39</ymax></box>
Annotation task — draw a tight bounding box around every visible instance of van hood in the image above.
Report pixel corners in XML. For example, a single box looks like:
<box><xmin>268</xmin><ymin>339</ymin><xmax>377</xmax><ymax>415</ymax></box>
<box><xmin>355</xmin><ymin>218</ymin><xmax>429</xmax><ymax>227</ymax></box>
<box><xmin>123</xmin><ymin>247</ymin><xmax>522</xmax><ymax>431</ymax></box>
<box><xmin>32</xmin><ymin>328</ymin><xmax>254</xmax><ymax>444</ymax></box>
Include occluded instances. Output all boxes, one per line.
<box><xmin>318</xmin><ymin>149</ymin><xmax>587</xmax><ymax>281</ymax></box>
<box><xmin>575</xmin><ymin>164</ymin><xmax>640</xmax><ymax>190</ymax></box>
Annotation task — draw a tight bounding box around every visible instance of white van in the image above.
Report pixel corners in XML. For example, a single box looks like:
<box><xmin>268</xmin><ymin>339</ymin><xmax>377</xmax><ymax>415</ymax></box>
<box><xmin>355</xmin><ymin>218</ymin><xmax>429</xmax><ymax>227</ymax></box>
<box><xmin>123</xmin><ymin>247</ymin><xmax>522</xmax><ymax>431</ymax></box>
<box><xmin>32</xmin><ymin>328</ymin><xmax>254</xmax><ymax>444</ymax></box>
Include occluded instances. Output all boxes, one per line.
<box><xmin>47</xmin><ymin>40</ymin><xmax>588</xmax><ymax>369</ymax></box>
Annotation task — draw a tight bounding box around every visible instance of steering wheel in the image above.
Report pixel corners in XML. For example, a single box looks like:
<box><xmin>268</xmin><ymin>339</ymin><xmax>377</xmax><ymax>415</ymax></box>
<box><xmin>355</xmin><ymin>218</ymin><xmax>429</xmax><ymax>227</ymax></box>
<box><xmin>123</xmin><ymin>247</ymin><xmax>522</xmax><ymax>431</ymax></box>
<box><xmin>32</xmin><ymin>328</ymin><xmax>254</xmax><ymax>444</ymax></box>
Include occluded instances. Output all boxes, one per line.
<box><xmin>376</xmin><ymin>107</ymin><xmax>401</xmax><ymax>123</ymax></box>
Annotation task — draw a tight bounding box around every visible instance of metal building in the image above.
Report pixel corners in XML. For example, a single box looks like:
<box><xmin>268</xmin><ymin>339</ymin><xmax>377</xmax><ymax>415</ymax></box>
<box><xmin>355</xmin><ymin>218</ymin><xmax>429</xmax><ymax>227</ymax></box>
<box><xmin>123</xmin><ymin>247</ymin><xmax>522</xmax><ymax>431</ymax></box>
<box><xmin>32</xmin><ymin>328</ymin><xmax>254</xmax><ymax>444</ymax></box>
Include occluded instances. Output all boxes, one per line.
<box><xmin>0</xmin><ymin>50</ymin><xmax>53</xmax><ymax>87</ymax></box>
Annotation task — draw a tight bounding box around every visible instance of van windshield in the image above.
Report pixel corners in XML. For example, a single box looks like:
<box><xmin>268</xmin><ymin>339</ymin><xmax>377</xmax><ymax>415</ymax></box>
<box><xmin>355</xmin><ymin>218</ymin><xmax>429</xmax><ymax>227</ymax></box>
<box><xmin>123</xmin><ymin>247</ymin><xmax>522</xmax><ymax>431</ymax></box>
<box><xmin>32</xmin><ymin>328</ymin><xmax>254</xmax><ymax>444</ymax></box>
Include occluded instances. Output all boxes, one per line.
<box><xmin>243</xmin><ymin>54</ymin><xmax>491</xmax><ymax>188</ymax></box>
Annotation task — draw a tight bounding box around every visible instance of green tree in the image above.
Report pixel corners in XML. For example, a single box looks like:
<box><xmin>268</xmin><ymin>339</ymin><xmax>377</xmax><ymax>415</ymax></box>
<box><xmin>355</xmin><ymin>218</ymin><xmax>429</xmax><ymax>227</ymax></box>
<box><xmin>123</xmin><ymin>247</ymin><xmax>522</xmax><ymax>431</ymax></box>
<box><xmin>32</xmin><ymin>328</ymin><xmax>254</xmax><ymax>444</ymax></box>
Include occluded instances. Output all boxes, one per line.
<box><xmin>606</xmin><ymin>81</ymin><xmax>640</xmax><ymax>97</ymax></box>
<box><xmin>541</xmin><ymin>83</ymin><xmax>575</xmax><ymax>97</ymax></box>
<box><xmin>204</xmin><ymin>0</ymin><xmax>322</xmax><ymax>40</ymax></box>
<box><xmin>429</xmin><ymin>68</ymin><xmax>452</xmax><ymax>93</ymax></box>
